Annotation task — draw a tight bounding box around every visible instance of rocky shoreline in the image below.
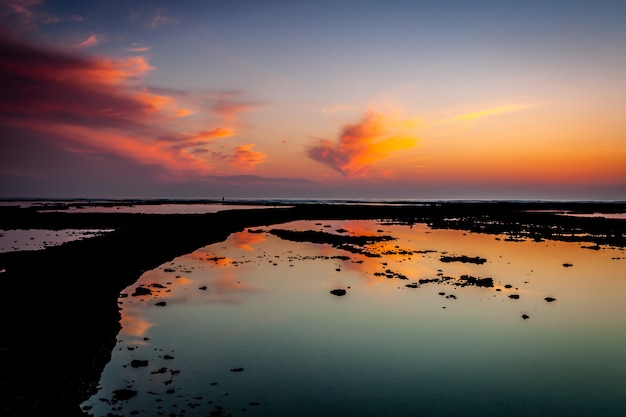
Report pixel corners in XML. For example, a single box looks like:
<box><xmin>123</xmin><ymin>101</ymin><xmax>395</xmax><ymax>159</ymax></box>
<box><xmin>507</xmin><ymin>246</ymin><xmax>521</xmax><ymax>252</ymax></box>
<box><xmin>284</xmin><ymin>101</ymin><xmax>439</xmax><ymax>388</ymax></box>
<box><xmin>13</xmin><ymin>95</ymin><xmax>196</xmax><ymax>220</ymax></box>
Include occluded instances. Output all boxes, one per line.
<box><xmin>0</xmin><ymin>202</ymin><xmax>624</xmax><ymax>416</ymax></box>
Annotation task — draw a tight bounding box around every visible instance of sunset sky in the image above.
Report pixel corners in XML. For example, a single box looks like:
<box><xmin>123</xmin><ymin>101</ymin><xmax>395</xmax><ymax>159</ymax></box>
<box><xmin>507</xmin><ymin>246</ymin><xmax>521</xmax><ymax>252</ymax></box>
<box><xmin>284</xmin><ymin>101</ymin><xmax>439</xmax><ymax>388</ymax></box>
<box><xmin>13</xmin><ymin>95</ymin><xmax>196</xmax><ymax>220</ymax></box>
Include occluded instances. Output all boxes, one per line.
<box><xmin>1</xmin><ymin>0</ymin><xmax>625</xmax><ymax>200</ymax></box>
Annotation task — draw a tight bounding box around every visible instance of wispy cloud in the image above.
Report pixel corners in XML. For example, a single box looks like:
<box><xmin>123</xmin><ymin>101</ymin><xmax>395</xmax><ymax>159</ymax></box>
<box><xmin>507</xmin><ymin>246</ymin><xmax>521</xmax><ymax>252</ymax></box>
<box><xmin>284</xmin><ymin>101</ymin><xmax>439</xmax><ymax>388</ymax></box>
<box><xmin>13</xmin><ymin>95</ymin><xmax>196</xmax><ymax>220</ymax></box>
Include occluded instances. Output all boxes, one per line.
<box><xmin>446</xmin><ymin>103</ymin><xmax>544</xmax><ymax>122</ymax></box>
<box><xmin>127</xmin><ymin>42</ymin><xmax>150</xmax><ymax>53</ymax></box>
<box><xmin>213</xmin><ymin>90</ymin><xmax>260</xmax><ymax>124</ymax></box>
<box><xmin>308</xmin><ymin>110</ymin><xmax>419</xmax><ymax>178</ymax></box>
<box><xmin>147</xmin><ymin>7</ymin><xmax>177</xmax><ymax>29</ymax></box>
<box><xmin>73</xmin><ymin>34</ymin><xmax>98</xmax><ymax>49</ymax></box>
<box><xmin>128</xmin><ymin>5</ymin><xmax>178</xmax><ymax>30</ymax></box>
<box><xmin>1</xmin><ymin>0</ymin><xmax>79</xmax><ymax>29</ymax></box>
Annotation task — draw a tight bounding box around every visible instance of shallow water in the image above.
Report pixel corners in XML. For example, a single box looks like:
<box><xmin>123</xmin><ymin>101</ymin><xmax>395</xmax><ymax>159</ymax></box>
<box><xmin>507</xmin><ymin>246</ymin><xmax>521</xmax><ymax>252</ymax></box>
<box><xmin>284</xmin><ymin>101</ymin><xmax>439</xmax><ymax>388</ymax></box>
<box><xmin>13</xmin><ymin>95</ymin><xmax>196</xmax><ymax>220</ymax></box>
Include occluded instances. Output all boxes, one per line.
<box><xmin>83</xmin><ymin>220</ymin><xmax>626</xmax><ymax>417</ymax></box>
<box><xmin>0</xmin><ymin>229</ymin><xmax>113</xmax><ymax>253</ymax></box>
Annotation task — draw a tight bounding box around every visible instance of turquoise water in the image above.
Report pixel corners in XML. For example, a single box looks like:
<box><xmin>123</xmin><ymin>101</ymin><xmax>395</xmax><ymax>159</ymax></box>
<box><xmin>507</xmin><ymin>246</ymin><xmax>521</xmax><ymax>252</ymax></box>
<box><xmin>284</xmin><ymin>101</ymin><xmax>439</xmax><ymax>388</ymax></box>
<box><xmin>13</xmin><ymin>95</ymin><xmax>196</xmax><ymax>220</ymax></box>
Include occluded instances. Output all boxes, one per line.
<box><xmin>83</xmin><ymin>220</ymin><xmax>626</xmax><ymax>416</ymax></box>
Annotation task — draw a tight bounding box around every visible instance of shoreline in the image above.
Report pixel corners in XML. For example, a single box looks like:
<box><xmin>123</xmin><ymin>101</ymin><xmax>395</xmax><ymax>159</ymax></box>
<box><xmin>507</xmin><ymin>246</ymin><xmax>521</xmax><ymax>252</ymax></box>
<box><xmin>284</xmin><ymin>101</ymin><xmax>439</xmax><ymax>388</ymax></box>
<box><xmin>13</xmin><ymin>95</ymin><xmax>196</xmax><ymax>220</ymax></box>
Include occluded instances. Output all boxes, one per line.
<box><xmin>1</xmin><ymin>202</ymin><xmax>624</xmax><ymax>416</ymax></box>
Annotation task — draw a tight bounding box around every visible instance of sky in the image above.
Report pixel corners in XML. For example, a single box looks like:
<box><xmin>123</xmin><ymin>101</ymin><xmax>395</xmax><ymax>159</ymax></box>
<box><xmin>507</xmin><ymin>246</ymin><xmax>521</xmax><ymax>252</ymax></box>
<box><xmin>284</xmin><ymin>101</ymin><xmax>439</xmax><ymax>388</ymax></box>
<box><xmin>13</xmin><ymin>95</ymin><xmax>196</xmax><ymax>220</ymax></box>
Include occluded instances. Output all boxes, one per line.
<box><xmin>1</xmin><ymin>0</ymin><xmax>625</xmax><ymax>200</ymax></box>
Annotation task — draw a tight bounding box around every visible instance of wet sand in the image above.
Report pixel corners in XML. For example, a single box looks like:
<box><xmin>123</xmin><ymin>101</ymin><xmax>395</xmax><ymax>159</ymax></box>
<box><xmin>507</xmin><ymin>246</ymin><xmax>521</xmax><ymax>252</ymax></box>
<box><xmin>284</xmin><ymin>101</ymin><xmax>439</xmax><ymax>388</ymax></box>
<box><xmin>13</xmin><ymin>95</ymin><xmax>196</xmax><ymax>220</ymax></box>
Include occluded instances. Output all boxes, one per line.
<box><xmin>0</xmin><ymin>202</ymin><xmax>624</xmax><ymax>416</ymax></box>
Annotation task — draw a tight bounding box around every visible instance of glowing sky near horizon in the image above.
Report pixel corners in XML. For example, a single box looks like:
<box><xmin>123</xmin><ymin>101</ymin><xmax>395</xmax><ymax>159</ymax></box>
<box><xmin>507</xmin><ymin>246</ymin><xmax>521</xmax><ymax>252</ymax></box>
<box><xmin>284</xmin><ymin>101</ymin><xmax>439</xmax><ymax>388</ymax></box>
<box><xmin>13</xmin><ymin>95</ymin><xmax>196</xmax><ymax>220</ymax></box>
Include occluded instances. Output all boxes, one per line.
<box><xmin>1</xmin><ymin>0</ymin><xmax>625</xmax><ymax>199</ymax></box>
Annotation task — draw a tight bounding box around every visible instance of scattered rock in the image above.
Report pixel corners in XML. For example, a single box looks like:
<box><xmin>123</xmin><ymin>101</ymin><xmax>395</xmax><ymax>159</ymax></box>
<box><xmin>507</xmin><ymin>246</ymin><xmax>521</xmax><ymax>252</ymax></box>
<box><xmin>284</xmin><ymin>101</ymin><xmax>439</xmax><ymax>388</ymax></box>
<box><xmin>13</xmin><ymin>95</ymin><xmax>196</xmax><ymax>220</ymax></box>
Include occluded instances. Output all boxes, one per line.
<box><xmin>521</xmin><ymin>314</ymin><xmax>530</xmax><ymax>320</ymax></box>
<box><xmin>155</xmin><ymin>301</ymin><xmax>167</xmax><ymax>306</ymax></box>
<box><xmin>545</xmin><ymin>297</ymin><xmax>556</xmax><ymax>302</ymax></box>
<box><xmin>330</xmin><ymin>289</ymin><xmax>347</xmax><ymax>296</ymax></box>
<box><xmin>509</xmin><ymin>294</ymin><xmax>520</xmax><ymax>299</ymax></box>
<box><xmin>199</xmin><ymin>286</ymin><xmax>207</xmax><ymax>290</ymax></box>
<box><xmin>230</xmin><ymin>367</ymin><xmax>244</xmax><ymax>372</ymax></box>
<box><xmin>562</xmin><ymin>263</ymin><xmax>573</xmax><ymax>267</ymax></box>
<box><xmin>163</xmin><ymin>355</ymin><xmax>174</xmax><ymax>360</ymax></box>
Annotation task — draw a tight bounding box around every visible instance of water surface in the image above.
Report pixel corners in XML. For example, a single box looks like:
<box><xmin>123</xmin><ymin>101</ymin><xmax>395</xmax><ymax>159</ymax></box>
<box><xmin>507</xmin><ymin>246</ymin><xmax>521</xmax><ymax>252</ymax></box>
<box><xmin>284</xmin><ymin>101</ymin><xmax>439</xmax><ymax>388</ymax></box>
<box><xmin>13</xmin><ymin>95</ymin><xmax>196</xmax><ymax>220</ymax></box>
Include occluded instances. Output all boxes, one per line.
<box><xmin>83</xmin><ymin>220</ymin><xmax>626</xmax><ymax>417</ymax></box>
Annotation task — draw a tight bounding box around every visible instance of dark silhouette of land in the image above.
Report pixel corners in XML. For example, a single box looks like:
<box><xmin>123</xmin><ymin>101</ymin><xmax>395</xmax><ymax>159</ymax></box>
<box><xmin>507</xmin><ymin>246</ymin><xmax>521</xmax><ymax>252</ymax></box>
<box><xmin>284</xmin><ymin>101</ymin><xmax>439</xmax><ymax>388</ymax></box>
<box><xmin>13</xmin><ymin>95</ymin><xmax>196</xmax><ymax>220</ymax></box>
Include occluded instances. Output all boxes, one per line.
<box><xmin>0</xmin><ymin>201</ymin><xmax>624</xmax><ymax>416</ymax></box>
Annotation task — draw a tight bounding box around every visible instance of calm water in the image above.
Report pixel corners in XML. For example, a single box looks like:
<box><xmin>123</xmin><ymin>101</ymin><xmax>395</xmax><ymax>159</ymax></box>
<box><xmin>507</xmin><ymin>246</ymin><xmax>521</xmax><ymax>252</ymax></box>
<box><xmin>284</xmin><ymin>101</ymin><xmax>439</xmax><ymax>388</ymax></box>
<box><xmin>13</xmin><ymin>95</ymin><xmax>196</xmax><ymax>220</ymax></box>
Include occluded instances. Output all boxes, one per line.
<box><xmin>83</xmin><ymin>220</ymin><xmax>626</xmax><ymax>417</ymax></box>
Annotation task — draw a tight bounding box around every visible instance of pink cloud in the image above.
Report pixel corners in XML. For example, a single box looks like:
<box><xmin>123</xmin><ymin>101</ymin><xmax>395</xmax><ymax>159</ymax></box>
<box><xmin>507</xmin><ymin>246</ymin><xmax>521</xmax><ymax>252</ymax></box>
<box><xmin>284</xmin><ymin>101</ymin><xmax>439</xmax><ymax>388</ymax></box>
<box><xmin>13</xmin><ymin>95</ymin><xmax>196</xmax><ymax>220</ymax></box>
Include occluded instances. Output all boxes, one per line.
<box><xmin>0</xmin><ymin>33</ymin><xmax>259</xmax><ymax>180</ymax></box>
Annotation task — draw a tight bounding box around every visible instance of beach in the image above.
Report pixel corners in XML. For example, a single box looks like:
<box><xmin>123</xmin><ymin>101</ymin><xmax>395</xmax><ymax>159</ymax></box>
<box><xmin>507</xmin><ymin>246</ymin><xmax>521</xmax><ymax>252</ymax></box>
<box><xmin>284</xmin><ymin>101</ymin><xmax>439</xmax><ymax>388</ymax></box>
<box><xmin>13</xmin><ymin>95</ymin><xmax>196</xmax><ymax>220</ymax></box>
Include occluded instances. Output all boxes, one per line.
<box><xmin>1</xmin><ymin>201</ymin><xmax>624</xmax><ymax>416</ymax></box>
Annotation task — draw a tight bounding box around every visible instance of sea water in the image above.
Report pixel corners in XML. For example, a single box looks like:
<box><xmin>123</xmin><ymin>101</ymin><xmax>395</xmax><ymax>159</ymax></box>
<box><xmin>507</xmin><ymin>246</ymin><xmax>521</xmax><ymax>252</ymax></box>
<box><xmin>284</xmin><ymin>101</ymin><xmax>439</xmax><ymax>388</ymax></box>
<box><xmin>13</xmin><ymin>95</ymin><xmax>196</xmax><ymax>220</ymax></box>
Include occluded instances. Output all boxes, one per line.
<box><xmin>82</xmin><ymin>220</ymin><xmax>626</xmax><ymax>417</ymax></box>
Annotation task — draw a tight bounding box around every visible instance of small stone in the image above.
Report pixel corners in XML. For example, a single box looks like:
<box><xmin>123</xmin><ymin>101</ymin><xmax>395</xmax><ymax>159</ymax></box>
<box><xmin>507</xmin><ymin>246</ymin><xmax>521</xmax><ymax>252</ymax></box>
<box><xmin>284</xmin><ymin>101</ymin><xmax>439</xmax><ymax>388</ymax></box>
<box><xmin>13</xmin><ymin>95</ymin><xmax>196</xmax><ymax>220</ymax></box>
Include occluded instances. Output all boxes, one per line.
<box><xmin>230</xmin><ymin>367</ymin><xmax>244</xmax><ymax>372</ymax></box>
<box><xmin>521</xmin><ymin>314</ymin><xmax>530</xmax><ymax>320</ymax></box>
<box><xmin>130</xmin><ymin>360</ymin><xmax>148</xmax><ymax>368</ymax></box>
<box><xmin>509</xmin><ymin>294</ymin><xmax>520</xmax><ymax>299</ymax></box>
<box><xmin>330</xmin><ymin>289</ymin><xmax>347</xmax><ymax>296</ymax></box>
<box><xmin>155</xmin><ymin>301</ymin><xmax>167</xmax><ymax>306</ymax></box>
<box><xmin>545</xmin><ymin>297</ymin><xmax>556</xmax><ymax>302</ymax></box>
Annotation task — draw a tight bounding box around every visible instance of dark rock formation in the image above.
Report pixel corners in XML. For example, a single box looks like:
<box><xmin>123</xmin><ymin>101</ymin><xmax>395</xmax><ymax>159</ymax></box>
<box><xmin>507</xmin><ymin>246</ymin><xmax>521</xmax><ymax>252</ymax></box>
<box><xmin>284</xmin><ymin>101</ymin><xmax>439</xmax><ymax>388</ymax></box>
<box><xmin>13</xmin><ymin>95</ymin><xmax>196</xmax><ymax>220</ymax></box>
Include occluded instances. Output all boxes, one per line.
<box><xmin>330</xmin><ymin>289</ymin><xmax>347</xmax><ymax>296</ymax></box>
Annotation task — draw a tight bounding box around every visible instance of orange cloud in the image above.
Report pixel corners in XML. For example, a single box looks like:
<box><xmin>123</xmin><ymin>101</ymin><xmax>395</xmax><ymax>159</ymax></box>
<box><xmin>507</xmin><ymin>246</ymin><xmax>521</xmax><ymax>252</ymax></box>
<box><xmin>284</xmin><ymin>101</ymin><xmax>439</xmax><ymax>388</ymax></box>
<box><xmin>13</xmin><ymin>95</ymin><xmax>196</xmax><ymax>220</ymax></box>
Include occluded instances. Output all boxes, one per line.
<box><xmin>26</xmin><ymin>122</ymin><xmax>214</xmax><ymax>176</ymax></box>
<box><xmin>230</xmin><ymin>144</ymin><xmax>267</xmax><ymax>170</ymax></box>
<box><xmin>308</xmin><ymin>111</ymin><xmax>419</xmax><ymax>178</ymax></box>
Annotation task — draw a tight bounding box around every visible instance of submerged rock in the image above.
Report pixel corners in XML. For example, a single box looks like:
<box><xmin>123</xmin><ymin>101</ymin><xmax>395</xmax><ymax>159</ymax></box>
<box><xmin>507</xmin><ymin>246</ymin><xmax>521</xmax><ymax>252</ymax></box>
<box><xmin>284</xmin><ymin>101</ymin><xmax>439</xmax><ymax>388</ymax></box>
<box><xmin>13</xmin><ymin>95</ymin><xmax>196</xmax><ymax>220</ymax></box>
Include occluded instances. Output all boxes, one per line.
<box><xmin>131</xmin><ymin>286</ymin><xmax>151</xmax><ymax>297</ymax></box>
<box><xmin>330</xmin><ymin>289</ymin><xmax>347</xmax><ymax>296</ymax></box>
<box><xmin>130</xmin><ymin>360</ymin><xmax>148</xmax><ymax>368</ymax></box>
<box><xmin>112</xmin><ymin>388</ymin><xmax>137</xmax><ymax>401</ymax></box>
<box><xmin>458</xmin><ymin>275</ymin><xmax>494</xmax><ymax>287</ymax></box>
<box><xmin>440</xmin><ymin>255</ymin><xmax>487</xmax><ymax>264</ymax></box>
